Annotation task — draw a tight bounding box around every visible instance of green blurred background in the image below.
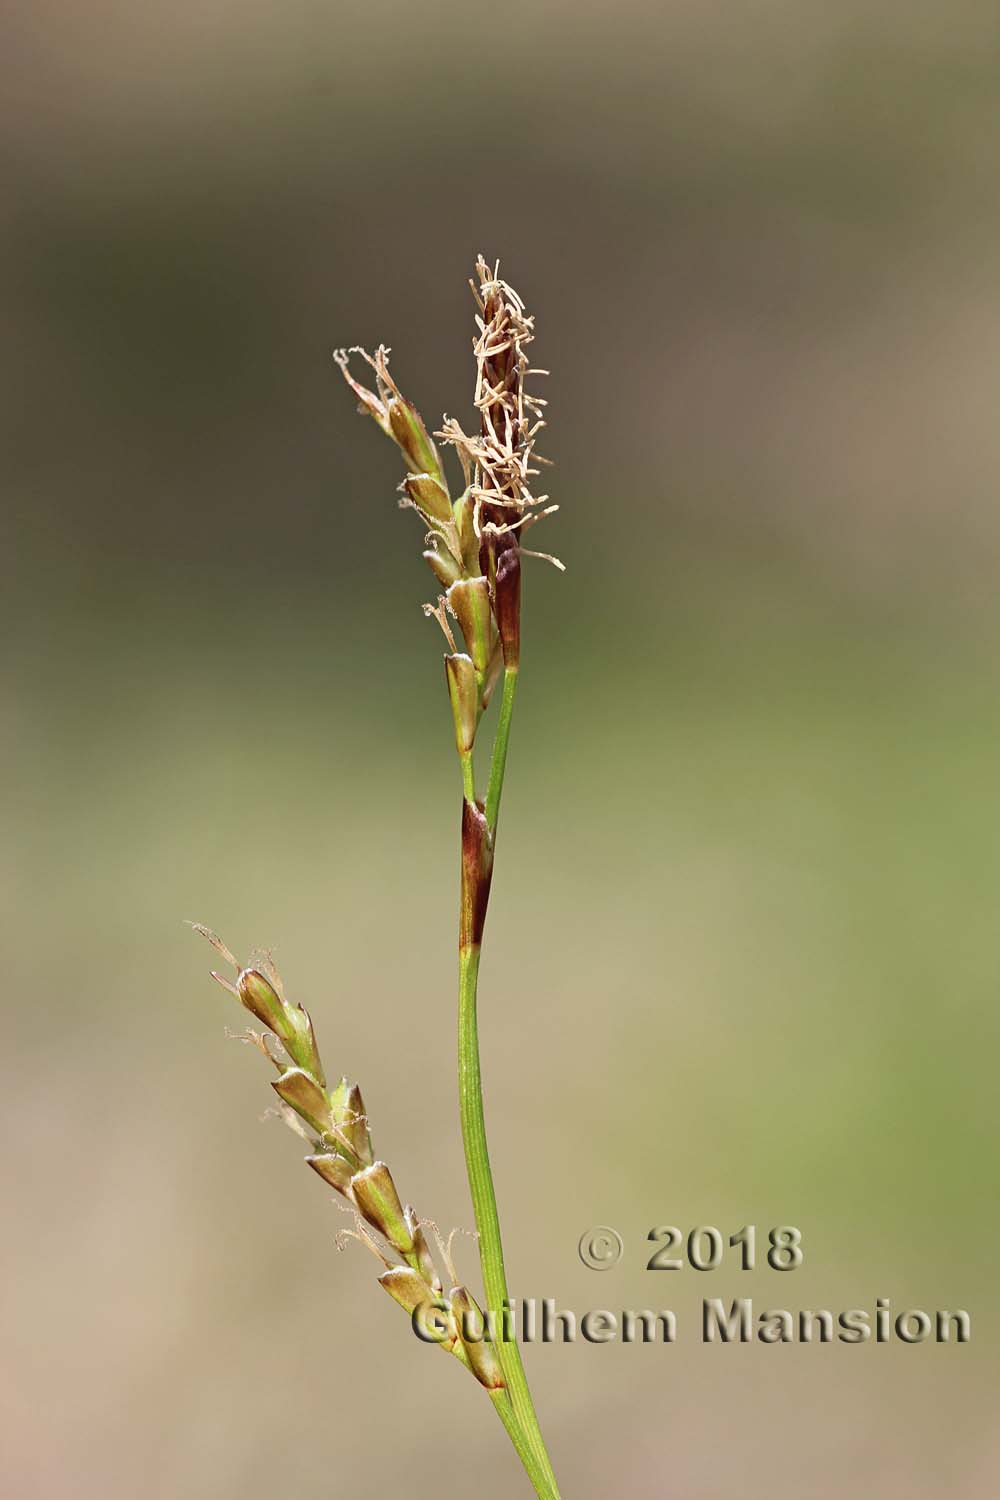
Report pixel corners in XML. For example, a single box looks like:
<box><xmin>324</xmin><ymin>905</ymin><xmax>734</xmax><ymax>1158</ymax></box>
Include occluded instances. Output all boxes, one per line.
<box><xmin>6</xmin><ymin>2</ymin><xmax>1000</xmax><ymax>1494</ymax></box>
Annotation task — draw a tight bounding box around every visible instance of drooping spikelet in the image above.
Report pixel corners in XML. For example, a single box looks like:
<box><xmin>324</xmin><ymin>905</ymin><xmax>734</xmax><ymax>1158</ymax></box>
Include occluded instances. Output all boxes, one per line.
<box><xmin>191</xmin><ymin>923</ymin><xmax>504</xmax><ymax>1392</ymax></box>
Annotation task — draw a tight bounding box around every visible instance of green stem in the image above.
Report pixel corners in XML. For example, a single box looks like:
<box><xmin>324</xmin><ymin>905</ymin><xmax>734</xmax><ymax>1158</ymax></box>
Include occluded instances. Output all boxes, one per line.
<box><xmin>459</xmin><ymin>949</ymin><xmax>559</xmax><ymax>1497</ymax></box>
<box><xmin>460</xmin><ymin>748</ymin><xmax>476</xmax><ymax>804</ymax></box>
<box><xmin>489</xmin><ymin>1388</ymin><xmax>556</xmax><ymax>1497</ymax></box>
<box><xmin>485</xmin><ymin>667</ymin><xmax>519</xmax><ymax>833</ymax></box>
<box><xmin>459</xmin><ymin>664</ymin><xmax>560</xmax><ymax>1498</ymax></box>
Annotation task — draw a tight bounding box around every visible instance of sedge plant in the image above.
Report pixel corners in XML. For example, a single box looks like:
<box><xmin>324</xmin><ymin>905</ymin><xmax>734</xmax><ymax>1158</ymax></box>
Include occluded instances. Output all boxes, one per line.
<box><xmin>194</xmin><ymin>257</ymin><xmax>561</xmax><ymax>1497</ymax></box>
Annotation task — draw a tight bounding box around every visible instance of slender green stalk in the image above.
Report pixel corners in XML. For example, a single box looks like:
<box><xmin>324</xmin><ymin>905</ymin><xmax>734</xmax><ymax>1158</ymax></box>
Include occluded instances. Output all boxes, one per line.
<box><xmin>459</xmin><ymin>948</ymin><xmax>559</xmax><ymax>1496</ymax></box>
<box><xmin>459</xmin><ymin>671</ymin><xmax>560</xmax><ymax>1499</ymax></box>
<box><xmin>489</xmin><ymin>1388</ymin><xmax>557</xmax><ymax>1498</ymax></box>
<box><xmin>485</xmin><ymin>667</ymin><xmax>519</xmax><ymax>832</ymax></box>
<box><xmin>460</xmin><ymin>748</ymin><xmax>477</xmax><ymax>805</ymax></box>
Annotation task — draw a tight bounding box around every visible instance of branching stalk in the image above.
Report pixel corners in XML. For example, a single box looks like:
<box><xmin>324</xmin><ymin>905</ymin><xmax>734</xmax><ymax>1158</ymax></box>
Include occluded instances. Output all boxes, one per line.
<box><xmin>191</xmin><ymin>252</ymin><xmax>567</xmax><ymax>1498</ymax></box>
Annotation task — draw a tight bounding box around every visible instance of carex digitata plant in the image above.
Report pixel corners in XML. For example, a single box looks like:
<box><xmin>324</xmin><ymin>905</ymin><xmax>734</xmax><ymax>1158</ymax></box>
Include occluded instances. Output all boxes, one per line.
<box><xmin>194</xmin><ymin>257</ymin><xmax>561</xmax><ymax>1498</ymax></box>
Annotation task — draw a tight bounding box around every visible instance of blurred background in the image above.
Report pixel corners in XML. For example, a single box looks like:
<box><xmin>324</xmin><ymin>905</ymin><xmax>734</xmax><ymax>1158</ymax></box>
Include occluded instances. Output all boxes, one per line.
<box><xmin>5</xmin><ymin>1</ymin><xmax>1000</xmax><ymax>1494</ymax></box>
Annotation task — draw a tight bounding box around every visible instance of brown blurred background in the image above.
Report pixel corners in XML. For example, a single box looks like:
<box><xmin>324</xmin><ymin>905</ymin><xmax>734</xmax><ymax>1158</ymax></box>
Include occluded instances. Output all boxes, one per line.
<box><xmin>5</xmin><ymin>2</ymin><xmax>1000</xmax><ymax>1495</ymax></box>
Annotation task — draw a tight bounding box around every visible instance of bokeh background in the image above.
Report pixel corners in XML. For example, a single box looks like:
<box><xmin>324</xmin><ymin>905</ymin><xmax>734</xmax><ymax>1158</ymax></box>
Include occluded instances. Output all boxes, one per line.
<box><xmin>5</xmin><ymin>2</ymin><xmax>1000</xmax><ymax>1495</ymax></box>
